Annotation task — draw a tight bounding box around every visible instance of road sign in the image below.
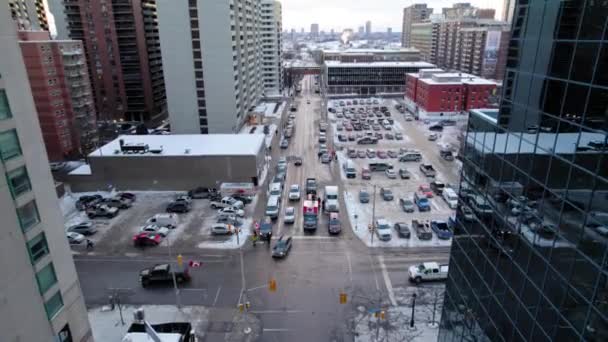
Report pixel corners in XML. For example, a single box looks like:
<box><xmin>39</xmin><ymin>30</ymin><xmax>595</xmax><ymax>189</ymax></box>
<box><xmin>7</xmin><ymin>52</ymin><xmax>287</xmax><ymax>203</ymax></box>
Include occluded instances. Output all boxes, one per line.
<box><xmin>339</xmin><ymin>292</ymin><xmax>347</xmax><ymax>304</ymax></box>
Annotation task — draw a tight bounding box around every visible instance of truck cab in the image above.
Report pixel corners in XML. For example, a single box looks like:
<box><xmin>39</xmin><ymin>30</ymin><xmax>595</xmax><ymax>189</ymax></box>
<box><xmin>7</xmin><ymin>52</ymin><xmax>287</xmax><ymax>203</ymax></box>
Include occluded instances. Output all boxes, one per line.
<box><xmin>324</xmin><ymin>185</ymin><xmax>339</xmax><ymax>212</ymax></box>
<box><xmin>303</xmin><ymin>197</ymin><xmax>319</xmax><ymax>231</ymax></box>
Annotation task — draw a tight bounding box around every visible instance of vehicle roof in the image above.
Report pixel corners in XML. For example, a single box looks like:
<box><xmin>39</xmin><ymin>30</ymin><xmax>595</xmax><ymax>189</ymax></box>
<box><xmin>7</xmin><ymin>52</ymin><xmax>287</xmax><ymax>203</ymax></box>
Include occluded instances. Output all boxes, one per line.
<box><xmin>376</xmin><ymin>218</ymin><xmax>389</xmax><ymax>225</ymax></box>
<box><xmin>423</xmin><ymin>262</ymin><xmax>439</xmax><ymax>269</ymax></box>
<box><xmin>152</xmin><ymin>264</ymin><xmax>170</xmax><ymax>271</ymax></box>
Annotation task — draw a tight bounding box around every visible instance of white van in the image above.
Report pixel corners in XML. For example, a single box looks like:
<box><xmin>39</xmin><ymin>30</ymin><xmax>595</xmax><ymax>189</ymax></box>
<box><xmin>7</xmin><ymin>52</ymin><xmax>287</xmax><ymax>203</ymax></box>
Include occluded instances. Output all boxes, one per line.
<box><xmin>265</xmin><ymin>195</ymin><xmax>281</xmax><ymax>219</ymax></box>
<box><xmin>399</xmin><ymin>151</ymin><xmax>422</xmax><ymax>162</ymax></box>
<box><xmin>268</xmin><ymin>182</ymin><xmax>283</xmax><ymax>198</ymax></box>
<box><xmin>442</xmin><ymin>188</ymin><xmax>459</xmax><ymax>209</ymax></box>
<box><xmin>342</xmin><ymin>159</ymin><xmax>356</xmax><ymax>178</ymax></box>
<box><xmin>146</xmin><ymin>213</ymin><xmax>178</xmax><ymax>229</ymax></box>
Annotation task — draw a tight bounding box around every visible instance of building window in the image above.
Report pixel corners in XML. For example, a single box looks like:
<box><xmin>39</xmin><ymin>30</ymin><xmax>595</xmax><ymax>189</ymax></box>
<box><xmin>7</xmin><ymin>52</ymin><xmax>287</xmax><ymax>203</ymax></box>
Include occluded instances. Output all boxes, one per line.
<box><xmin>0</xmin><ymin>129</ymin><xmax>22</xmax><ymax>161</ymax></box>
<box><xmin>27</xmin><ymin>233</ymin><xmax>49</xmax><ymax>264</ymax></box>
<box><xmin>44</xmin><ymin>291</ymin><xmax>63</xmax><ymax>319</ymax></box>
<box><xmin>7</xmin><ymin>166</ymin><xmax>31</xmax><ymax>198</ymax></box>
<box><xmin>36</xmin><ymin>263</ymin><xmax>58</xmax><ymax>294</ymax></box>
<box><xmin>0</xmin><ymin>90</ymin><xmax>12</xmax><ymax>120</ymax></box>
<box><xmin>17</xmin><ymin>200</ymin><xmax>40</xmax><ymax>232</ymax></box>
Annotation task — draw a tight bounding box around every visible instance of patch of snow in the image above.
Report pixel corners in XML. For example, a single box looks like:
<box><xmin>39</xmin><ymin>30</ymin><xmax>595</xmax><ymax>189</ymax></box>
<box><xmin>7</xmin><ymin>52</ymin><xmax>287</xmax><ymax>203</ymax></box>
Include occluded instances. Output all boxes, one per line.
<box><xmin>68</xmin><ymin>164</ymin><xmax>91</xmax><ymax>175</ymax></box>
<box><xmin>197</xmin><ymin>218</ymin><xmax>252</xmax><ymax>250</ymax></box>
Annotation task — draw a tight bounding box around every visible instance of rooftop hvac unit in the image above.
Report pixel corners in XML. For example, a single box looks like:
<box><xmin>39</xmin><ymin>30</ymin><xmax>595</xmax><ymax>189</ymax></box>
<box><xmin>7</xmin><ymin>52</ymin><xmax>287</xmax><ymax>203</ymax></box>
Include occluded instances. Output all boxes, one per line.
<box><xmin>119</xmin><ymin>139</ymin><xmax>149</xmax><ymax>153</ymax></box>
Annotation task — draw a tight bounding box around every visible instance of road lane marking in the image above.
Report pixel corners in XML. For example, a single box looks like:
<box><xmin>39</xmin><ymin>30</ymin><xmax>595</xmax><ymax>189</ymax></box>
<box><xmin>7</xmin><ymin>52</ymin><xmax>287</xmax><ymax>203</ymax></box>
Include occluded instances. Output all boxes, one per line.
<box><xmin>74</xmin><ymin>258</ymin><xmax>224</xmax><ymax>264</ymax></box>
<box><xmin>252</xmin><ymin>310</ymin><xmax>303</xmax><ymax>314</ymax></box>
<box><xmin>212</xmin><ymin>287</ymin><xmax>221</xmax><ymax>307</ymax></box>
<box><xmin>238</xmin><ymin>250</ymin><xmax>245</xmax><ymax>305</ymax></box>
<box><xmin>346</xmin><ymin>251</ymin><xmax>353</xmax><ymax>284</ymax></box>
<box><xmin>378</xmin><ymin>255</ymin><xmax>397</xmax><ymax>306</ymax></box>
<box><xmin>246</xmin><ymin>284</ymin><xmax>267</xmax><ymax>292</ymax></box>
<box><xmin>263</xmin><ymin>328</ymin><xmax>290</xmax><ymax>332</ymax></box>
<box><xmin>368</xmin><ymin>254</ymin><xmax>380</xmax><ymax>291</ymax></box>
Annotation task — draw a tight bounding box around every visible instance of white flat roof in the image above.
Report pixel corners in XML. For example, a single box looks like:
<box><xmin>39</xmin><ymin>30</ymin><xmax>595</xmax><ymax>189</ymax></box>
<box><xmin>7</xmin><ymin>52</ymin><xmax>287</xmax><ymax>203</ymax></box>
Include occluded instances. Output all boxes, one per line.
<box><xmin>326</xmin><ymin>61</ymin><xmax>435</xmax><ymax>68</ymax></box>
<box><xmin>324</xmin><ymin>48</ymin><xmax>419</xmax><ymax>54</ymax></box>
<box><xmin>89</xmin><ymin>134</ymin><xmax>265</xmax><ymax>157</ymax></box>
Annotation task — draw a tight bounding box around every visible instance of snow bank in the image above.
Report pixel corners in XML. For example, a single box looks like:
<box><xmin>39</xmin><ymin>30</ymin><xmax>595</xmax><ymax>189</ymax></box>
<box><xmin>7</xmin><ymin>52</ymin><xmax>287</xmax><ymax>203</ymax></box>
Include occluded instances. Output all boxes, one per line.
<box><xmin>197</xmin><ymin>218</ymin><xmax>252</xmax><ymax>250</ymax></box>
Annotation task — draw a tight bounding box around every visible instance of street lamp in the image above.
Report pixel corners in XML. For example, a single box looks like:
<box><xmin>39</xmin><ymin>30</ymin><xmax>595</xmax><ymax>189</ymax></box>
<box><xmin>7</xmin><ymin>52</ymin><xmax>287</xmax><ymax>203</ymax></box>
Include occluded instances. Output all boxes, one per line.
<box><xmin>410</xmin><ymin>293</ymin><xmax>417</xmax><ymax>328</ymax></box>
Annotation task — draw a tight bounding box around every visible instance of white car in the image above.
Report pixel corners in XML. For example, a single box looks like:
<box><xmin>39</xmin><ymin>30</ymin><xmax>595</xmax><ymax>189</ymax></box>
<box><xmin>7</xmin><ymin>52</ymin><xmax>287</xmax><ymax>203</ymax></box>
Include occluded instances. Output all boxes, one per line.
<box><xmin>66</xmin><ymin>232</ymin><xmax>85</xmax><ymax>245</ymax></box>
<box><xmin>385</xmin><ymin>168</ymin><xmax>397</xmax><ymax>179</ymax></box>
<box><xmin>140</xmin><ymin>224</ymin><xmax>170</xmax><ymax>237</ymax></box>
<box><xmin>288</xmin><ymin>184</ymin><xmax>301</xmax><ymax>201</ymax></box>
<box><xmin>211</xmin><ymin>223</ymin><xmax>233</xmax><ymax>235</ymax></box>
<box><xmin>217</xmin><ymin>206</ymin><xmax>245</xmax><ymax>217</ymax></box>
<box><xmin>284</xmin><ymin>207</ymin><xmax>296</xmax><ymax>224</ymax></box>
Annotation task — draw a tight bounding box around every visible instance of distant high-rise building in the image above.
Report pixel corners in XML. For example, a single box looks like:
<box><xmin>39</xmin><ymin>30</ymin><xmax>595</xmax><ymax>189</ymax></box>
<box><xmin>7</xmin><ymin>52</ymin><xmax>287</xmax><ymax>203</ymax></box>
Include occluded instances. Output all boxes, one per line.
<box><xmin>365</xmin><ymin>21</ymin><xmax>372</xmax><ymax>35</ymax></box>
<box><xmin>0</xmin><ymin>8</ymin><xmax>91</xmax><ymax>341</ymax></box>
<box><xmin>301</xmin><ymin>28</ymin><xmax>304</xmax><ymax>33</ymax></box>
<box><xmin>261</xmin><ymin>0</ymin><xmax>284</xmax><ymax>94</ymax></box>
<box><xmin>8</xmin><ymin>0</ymin><xmax>48</xmax><ymax>30</ymax></box>
<box><xmin>402</xmin><ymin>3</ymin><xmax>433</xmax><ymax>48</ymax></box>
<box><xmin>48</xmin><ymin>0</ymin><xmax>168</xmax><ymax>126</ymax></box>
<box><xmin>157</xmin><ymin>0</ymin><xmax>264</xmax><ymax>134</ymax></box>
<box><xmin>310</xmin><ymin>23</ymin><xmax>319</xmax><ymax>37</ymax></box>
<box><xmin>18</xmin><ymin>31</ymin><xmax>98</xmax><ymax>161</ymax></box>
<box><xmin>439</xmin><ymin>1</ymin><xmax>608</xmax><ymax>341</ymax></box>
<box><xmin>358</xmin><ymin>26</ymin><xmax>364</xmax><ymax>35</ymax></box>
<box><xmin>443</xmin><ymin>2</ymin><xmax>495</xmax><ymax>20</ymax></box>
<box><xmin>502</xmin><ymin>0</ymin><xmax>515</xmax><ymax>23</ymax></box>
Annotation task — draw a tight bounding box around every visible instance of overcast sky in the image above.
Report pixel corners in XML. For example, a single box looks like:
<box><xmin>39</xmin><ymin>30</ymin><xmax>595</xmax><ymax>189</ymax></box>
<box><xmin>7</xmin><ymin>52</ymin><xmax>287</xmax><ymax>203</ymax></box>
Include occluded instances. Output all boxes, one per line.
<box><xmin>281</xmin><ymin>0</ymin><xmax>503</xmax><ymax>32</ymax></box>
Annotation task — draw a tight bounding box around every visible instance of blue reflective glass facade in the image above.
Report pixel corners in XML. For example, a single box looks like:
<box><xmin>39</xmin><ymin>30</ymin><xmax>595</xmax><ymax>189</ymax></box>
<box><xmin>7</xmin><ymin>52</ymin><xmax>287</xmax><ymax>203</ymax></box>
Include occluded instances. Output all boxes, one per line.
<box><xmin>438</xmin><ymin>1</ymin><xmax>608</xmax><ymax>341</ymax></box>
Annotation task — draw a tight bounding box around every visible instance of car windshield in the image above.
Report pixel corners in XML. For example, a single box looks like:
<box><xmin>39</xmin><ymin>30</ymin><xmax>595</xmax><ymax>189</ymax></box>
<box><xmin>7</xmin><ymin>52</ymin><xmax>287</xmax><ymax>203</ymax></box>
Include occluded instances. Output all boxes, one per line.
<box><xmin>267</xmin><ymin>206</ymin><xmax>278</xmax><ymax>211</ymax></box>
<box><xmin>286</xmin><ymin>208</ymin><xmax>294</xmax><ymax>215</ymax></box>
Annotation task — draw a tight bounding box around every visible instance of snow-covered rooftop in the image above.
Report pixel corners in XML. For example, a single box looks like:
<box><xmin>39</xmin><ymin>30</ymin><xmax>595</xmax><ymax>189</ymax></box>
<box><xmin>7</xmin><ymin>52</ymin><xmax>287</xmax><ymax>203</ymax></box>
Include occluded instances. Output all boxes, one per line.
<box><xmin>68</xmin><ymin>164</ymin><xmax>91</xmax><ymax>175</ymax></box>
<box><xmin>323</xmin><ymin>47</ymin><xmax>420</xmax><ymax>54</ymax></box>
<box><xmin>325</xmin><ymin>61</ymin><xmax>435</xmax><ymax>68</ymax></box>
<box><xmin>89</xmin><ymin>134</ymin><xmax>265</xmax><ymax>157</ymax></box>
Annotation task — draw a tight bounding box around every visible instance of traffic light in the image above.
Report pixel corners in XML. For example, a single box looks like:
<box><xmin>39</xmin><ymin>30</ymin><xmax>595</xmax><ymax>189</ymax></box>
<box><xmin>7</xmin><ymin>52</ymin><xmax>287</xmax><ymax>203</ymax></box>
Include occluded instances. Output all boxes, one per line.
<box><xmin>269</xmin><ymin>279</ymin><xmax>277</xmax><ymax>292</ymax></box>
<box><xmin>177</xmin><ymin>254</ymin><xmax>183</xmax><ymax>267</ymax></box>
<box><xmin>238</xmin><ymin>303</ymin><xmax>244</xmax><ymax>312</ymax></box>
<box><xmin>339</xmin><ymin>292</ymin><xmax>347</xmax><ymax>304</ymax></box>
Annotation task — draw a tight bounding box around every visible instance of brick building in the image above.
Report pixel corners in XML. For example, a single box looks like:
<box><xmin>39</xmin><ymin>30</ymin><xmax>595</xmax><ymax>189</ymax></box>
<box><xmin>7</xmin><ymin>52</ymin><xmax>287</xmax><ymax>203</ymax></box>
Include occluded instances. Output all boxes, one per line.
<box><xmin>405</xmin><ymin>69</ymin><xmax>497</xmax><ymax>119</ymax></box>
<box><xmin>18</xmin><ymin>30</ymin><xmax>98</xmax><ymax>161</ymax></box>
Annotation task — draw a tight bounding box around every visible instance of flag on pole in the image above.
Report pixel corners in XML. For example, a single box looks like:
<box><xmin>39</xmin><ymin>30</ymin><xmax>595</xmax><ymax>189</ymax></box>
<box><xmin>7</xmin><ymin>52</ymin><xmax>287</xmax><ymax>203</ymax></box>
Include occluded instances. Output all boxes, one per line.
<box><xmin>189</xmin><ymin>260</ymin><xmax>202</xmax><ymax>268</ymax></box>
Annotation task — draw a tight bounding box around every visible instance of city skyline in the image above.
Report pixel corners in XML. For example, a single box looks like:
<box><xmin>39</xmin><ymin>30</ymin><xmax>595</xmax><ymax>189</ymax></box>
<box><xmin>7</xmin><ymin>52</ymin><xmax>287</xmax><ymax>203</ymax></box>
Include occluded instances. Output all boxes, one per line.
<box><xmin>281</xmin><ymin>0</ymin><xmax>503</xmax><ymax>32</ymax></box>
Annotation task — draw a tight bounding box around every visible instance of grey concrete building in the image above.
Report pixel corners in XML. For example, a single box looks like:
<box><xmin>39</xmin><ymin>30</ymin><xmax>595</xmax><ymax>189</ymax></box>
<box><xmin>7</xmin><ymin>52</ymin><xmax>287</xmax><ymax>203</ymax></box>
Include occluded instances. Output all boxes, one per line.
<box><xmin>261</xmin><ymin>0</ymin><xmax>284</xmax><ymax>95</ymax></box>
<box><xmin>401</xmin><ymin>3</ymin><xmax>433</xmax><ymax>48</ymax></box>
<box><xmin>0</xmin><ymin>8</ymin><xmax>91</xmax><ymax>342</ymax></box>
<box><xmin>157</xmin><ymin>0</ymin><xmax>264</xmax><ymax>134</ymax></box>
<box><xmin>321</xmin><ymin>48</ymin><xmax>421</xmax><ymax>64</ymax></box>
<box><xmin>68</xmin><ymin>134</ymin><xmax>267</xmax><ymax>191</ymax></box>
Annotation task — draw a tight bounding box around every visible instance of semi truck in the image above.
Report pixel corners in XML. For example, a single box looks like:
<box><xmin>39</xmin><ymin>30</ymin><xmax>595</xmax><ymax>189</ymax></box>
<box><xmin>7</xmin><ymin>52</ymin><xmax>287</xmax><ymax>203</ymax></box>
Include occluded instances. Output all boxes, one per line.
<box><xmin>324</xmin><ymin>185</ymin><xmax>340</xmax><ymax>213</ymax></box>
<box><xmin>303</xmin><ymin>196</ymin><xmax>319</xmax><ymax>232</ymax></box>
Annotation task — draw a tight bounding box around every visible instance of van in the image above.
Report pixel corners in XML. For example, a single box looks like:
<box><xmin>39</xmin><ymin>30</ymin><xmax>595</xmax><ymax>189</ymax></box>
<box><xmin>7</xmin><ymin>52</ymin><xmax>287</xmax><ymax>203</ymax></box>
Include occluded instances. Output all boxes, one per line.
<box><xmin>442</xmin><ymin>188</ymin><xmax>459</xmax><ymax>209</ymax></box>
<box><xmin>399</xmin><ymin>151</ymin><xmax>422</xmax><ymax>162</ymax></box>
<box><xmin>268</xmin><ymin>182</ymin><xmax>283</xmax><ymax>198</ymax></box>
<box><xmin>146</xmin><ymin>213</ymin><xmax>178</xmax><ymax>229</ymax></box>
<box><xmin>368</xmin><ymin>162</ymin><xmax>393</xmax><ymax>172</ymax></box>
<box><xmin>342</xmin><ymin>159</ymin><xmax>356</xmax><ymax>178</ymax></box>
<box><xmin>265</xmin><ymin>195</ymin><xmax>281</xmax><ymax>219</ymax></box>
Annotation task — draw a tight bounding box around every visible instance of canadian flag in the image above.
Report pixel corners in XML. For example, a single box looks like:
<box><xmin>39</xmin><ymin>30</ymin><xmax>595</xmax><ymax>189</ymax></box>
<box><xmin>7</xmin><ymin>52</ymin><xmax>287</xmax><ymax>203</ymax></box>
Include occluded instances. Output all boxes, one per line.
<box><xmin>189</xmin><ymin>261</ymin><xmax>202</xmax><ymax>268</ymax></box>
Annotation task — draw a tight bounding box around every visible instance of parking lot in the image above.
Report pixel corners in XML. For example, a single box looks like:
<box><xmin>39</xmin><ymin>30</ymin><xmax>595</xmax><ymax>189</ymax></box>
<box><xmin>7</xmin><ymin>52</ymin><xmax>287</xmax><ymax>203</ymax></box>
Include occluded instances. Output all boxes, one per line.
<box><xmin>326</xmin><ymin>97</ymin><xmax>462</xmax><ymax>247</ymax></box>
<box><xmin>61</xmin><ymin>191</ymin><xmax>256</xmax><ymax>255</ymax></box>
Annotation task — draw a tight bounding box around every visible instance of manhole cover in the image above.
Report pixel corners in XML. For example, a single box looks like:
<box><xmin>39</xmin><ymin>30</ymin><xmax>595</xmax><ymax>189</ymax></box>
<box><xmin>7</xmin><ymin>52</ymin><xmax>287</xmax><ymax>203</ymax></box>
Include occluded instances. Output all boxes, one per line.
<box><xmin>205</xmin><ymin>322</ymin><xmax>234</xmax><ymax>333</ymax></box>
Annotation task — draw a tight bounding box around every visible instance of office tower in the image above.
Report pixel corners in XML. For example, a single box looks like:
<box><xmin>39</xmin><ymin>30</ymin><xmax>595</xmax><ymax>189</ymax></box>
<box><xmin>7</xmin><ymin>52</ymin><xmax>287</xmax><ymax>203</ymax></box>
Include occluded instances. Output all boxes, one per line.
<box><xmin>365</xmin><ymin>20</ymin><xmax>372</xmax><ymax>35</ymax></box>
<box><xmin>261</xmin><ymin>0</ymin><xmax>284</xmax><ymax>94</ymax></box>
<box><xmin>502</xmin><ymin>0</ymin><xmax>515</xmax><ymax>23</ymax></box>
<box><xmin>0</xmin><ymin>9</ymin><xmax>91</xmax><ymax>342</ymax></box>
<box><xmin>157</xmin><ymin>0</ymin><xmax>263</xmax><ymax>134</ymax></box>
<box><xmin>8</xmin><ymin>0</ymin><xmax>48</xmax><ymax>30</ymax></box>
<box><xmin>401</xmin><ymin>3</ymin><xmax>433</xmax><ymax>48</ymax></box>
<box><xmin>439</xmin><ymin>1</ymin><xmax>608</xmax><ymax>341</ymax></box>
<box><xmin>18</xmin><ymin>31</ymin><xmax>98</xmax><ymax>161</ymax></box>
<box><xmin>48</xmin><ymin>0</ymin><xmax>168</xmax><ymax>126</ymax></box>
<box><xmin>311</xmin><ymin>23</ymin><xmax>319</xmax><ymax>37</ymax></box>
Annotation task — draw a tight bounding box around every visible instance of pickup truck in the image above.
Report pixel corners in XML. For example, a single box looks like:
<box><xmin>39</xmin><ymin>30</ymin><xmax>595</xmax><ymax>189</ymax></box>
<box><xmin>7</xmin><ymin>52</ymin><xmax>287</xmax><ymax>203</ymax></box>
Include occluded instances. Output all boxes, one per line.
<box><xmin>431</xmin><ymin>220</ymin><xmax>452</xmax><ymax>239</ymax></box>
<box><xmin>86</xmin><ymin>205</ymin><xmax>119</xmax><ymax>219</ymax></box>
<box><xmin>412</xmin><ymin>219</ymin><xmax>433</xmax><ymax>240</ymax></box>
<box><xmin>306</xmin><ymin>178</ymin><xmax>317</xmax><ymax>195</ymax></box>
<box><xmin>408</xmin><ymin>262</ymin><xmax>449</xmax><ymax>284</ymax></box>
<box><xmin>139</xmin><ymin>264</ymin><xmax>190</xmax><ymax>287</ymax></box>
<box><xmin>419</xmin><ymin>163</ymin><xmax>437</xmax><ymax>177</ymax></box>
<box><xmin>210</xmin><ymin>197</ymin><xmax>244</xmax><ymax>210</ymax></box>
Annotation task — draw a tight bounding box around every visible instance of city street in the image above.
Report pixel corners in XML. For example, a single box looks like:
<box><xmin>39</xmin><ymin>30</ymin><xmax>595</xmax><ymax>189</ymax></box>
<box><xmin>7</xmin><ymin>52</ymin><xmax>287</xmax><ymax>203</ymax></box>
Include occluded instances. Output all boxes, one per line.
<box><xmin>75</xmin><ymin>75</ymin><xmax>451</xmax><ymax>341</ymax></box>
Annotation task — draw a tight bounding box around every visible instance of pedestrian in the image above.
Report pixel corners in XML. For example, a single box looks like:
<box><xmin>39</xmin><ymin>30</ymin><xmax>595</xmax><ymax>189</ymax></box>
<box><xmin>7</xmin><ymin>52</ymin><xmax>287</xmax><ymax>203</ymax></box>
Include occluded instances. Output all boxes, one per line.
<box><xmin>86</xmin><ymin>239</ymin><xmax>94</xmax><ymax>250</ymax></box>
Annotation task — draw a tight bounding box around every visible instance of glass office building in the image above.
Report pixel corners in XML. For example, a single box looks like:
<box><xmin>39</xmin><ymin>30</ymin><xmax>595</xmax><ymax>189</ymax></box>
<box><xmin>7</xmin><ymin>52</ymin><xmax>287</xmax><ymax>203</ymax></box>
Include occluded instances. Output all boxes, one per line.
<box><xmin>438</xmin><ymin>1</ymin><xmax>607</xmax><ymax>341</ymax></box>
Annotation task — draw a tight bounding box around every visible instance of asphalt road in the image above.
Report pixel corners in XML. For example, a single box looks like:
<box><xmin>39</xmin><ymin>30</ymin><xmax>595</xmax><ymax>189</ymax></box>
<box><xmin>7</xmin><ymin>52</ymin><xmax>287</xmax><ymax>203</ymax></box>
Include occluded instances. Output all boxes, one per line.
<box><xmin>75</xmin><ymin>75</ymin><xmax>451</xmax><ymax>342</ymax></box>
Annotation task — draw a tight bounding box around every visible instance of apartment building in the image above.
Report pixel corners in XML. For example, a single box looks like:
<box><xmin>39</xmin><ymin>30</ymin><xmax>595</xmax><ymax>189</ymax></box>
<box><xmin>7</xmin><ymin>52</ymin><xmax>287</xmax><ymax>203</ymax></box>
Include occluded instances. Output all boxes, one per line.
<box><xmin>410</xmin><ymin>20</ymin><xmax>440</xmax><ymax>64</ymax></box>
<box><xmin>18</xmin><ymin>30</ymin><xmax>98</xmax><ymax>161</ymax></box>
<box><xmin>442</xmin><ymin>2</ymin><xmax>495</xmax><ymax>20</ymax></box>
<box><xmin>48</xmin><ymin>0</ymin><xmax>168</xmax><ymax>126</ymax></box>
<box><xmin>439</xmin><ymin>1</ymin><xmax>608</xmax><ymax>341</ymax></box>
<box><xmin>0</xmin><ymin>9</ymin><xmax>91</xmax><ymax>342</ymax></box>
<box><xmin>157</xmin><ymin>0</ymin><xmax>264</xmax><ymax>134</ymax></box>
<box><xmin>261</xmin><ymin>0</ymin><xmax>283</xmax><ymax>95</ymax></box>
<box><xmin>401</xmin><ymin>4</ymin><xmax>433</xmax><ymax>48</ymax></box>
<box><xmin>8</xmin><ymin>0</ymin><xmax>48</xmax><ymax>30</ymax></box>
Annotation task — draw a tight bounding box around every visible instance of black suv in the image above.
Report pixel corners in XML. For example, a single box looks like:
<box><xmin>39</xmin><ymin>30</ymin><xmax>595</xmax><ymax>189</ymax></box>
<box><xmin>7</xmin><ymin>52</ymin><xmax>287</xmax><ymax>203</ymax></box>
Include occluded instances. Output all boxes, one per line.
<box><xmin>166</xmin><ymin>201</ymin><xmax>191</xmax><ymax>213</ymax></box>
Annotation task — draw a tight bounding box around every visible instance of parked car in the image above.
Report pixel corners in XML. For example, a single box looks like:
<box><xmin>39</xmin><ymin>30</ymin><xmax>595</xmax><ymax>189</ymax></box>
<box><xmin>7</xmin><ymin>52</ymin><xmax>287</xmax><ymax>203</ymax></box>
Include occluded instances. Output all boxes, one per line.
<box><xmin>67</xmin><ymin>232</ymin><xmax>85</xmax><ymax>245</ymax></box>
<box><xmin>75</xmin><ymin>195</ymin><xmax>102</xmax><ymax>211</ymax></box>
<box><xmin>418</xmin><ymin>184</ymin><xmax>434</xmax><ymax>198</ymax></box>
<box><xmin>414</xmin><ymin>192</ymin><xmax>431</xmax><ymax>211</ymax></box>
<box><xmin>385</xmin><ymin>168</ymin><xmax>397</xmax><ymax>179</ymax></box>
<box><xmin>133</xmin><ymin>232</ymin><xmax>162</xmax><ymax>247</ymax></box>
<box><xmin>146</xmin><ymin>213</ymin><xmax>178</xmax><ymax>229</ymax></box>
<box><xmin>430</xmin><ymin>181</ymin><xmax>446</xmax><ymax>195</ymax></box>
<box><xmin>399</xmin><ymin>168</ymin><xmax>411</xmax><ymax>179</ymax></box>
<box><xmin>359</xmin><ymin>189</ymin><xmax>370</xmax><ymax>203</ymax></box>
<box><xmin>361</xmin><ymin>167</ymin><xmax>371</xmax><ymax>180</ymax></box>
<box><xmin>166</xmin><ymin>201</ymin><xmax>191</xmax><ymax>213</ymax></box>
<box><xmin>231</xmin><ymin>194</ymin><xmax>254</xmax><ymax>205</ymax></box>
<box><xmin>380</xmin><ymin>188</ymin><xmax>394</xmax><ymax>201</ymax></box>
<box><xmin>357</xmin><ymin>137</ymin><xmax>378</xmax><ymax>145</ymax></box>
<box><xmin>394</xmin><ymin>222</ymin><xmax>411</xmax><ymax>238</ymax></box>
<box><xmin>399</xmin><ymin>198</ymin><xmax>416</xmax><ymax>213</ymax></box>
<box><xmin>431</xmin><ymin>220</ymin><xmax>452</xmax><ymax>239</ymax></box>
<box><xmin>211</xmin><ymin>223</ymin><xmax>234</xmax><ymax>235</ymax></box>
<box><xmin>67</xmin><ymin>221</ymin><xmax>97</xmax><ymax>235</ymax></box>
<box><xmin>357</xmin><ymin>150</ymin><xmax>366</xmax><ymax>158</ymax></box>
<box><xmin>366</xmin><ymin>148</ymin><xmax>376</xmax><ymax>158</ymax></box>
<box><xmin>117</xmin><ymin>192</ymin><xmax>137</xmax><ymax>202</ymax></box>
<box><xmin>272</xmin><ymin>236</ymin><xmax>293</xmax><ymax>258</ymax></box>
<box><xmin>140</xmin><ymin>224</ymin><xmax>170</xmax><ymax>237</ymax></box>
<box><xmin>428</xmin><ymin>133</ymin><xmax>438</xmax><ymax>141</ymax></box>
<box><xmin>387</xmin><ymin>150</ymin><xmax>398</xmax><ymax>158</ymax></box>
<box><xmin>375</xmin><ymin>219</ymin><xmax>392</xmax><ymax>241</ymax></box>
<box><xmin>86</xmin><ymin>205</ymin><xmax>119</xmax><ymax>219</ymax></box>
<box><xmin>284</xmin><ymin>207</ymin><xmax>296</xmax><ymax>224</ymax></box>
<box><xmin>395</xmin><ymin>132</ymin><xmax>404</xmax><ymax>140</ymax></box>
<box><xmin>288</xmin><ymin>184</ymin><xmax>301</xmax><ymax>201</ymax></box>
<box><xmin>188</xmin><ymin>187</ymin><xmax>216</xmax><ymax>199</ymax></box>
<box><xmin>216</xmin><ymin>214</ymin><xmax>242</xmax><ymax>226</ymax></box>
<box><xmin>377</xmin><ymin>150</ymin><xmax>388</xmax><ymax>159</ymax></box>
<box><xmin>210</xmin><ymin>197</ymin><xmax>244</xmax><ymax>209</ymax></box>
<box><xmin>412</xmin><ymin>219</ymin><xmax>433</xmax><ymax>240</ymax></box>
<box><xmin>217</xmin><ymin>206</ymin><xmax>245</xmax><ymax>217</ymax></box>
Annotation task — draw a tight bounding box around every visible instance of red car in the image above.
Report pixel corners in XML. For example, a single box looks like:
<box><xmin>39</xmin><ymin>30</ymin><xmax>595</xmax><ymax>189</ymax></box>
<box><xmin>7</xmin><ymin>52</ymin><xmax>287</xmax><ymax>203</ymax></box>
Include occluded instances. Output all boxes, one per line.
<box><xmin>377</xmin><ymin>150</ymin><xmax>388</xmax><ymax>159</ymax></box>
<box><xmin>361</xmin><ymin>168</ymin><xmax>371</xmax><ymax>180</ymax></box>
<box><xmin>418</xmin><ymin>184</ymin><xmax>434</xmax><ymax>198</ymax></box>
<box><xmin>133</xmin><ymin>232</ymin><xmax>162</xmax><ymax>247</ymax></box>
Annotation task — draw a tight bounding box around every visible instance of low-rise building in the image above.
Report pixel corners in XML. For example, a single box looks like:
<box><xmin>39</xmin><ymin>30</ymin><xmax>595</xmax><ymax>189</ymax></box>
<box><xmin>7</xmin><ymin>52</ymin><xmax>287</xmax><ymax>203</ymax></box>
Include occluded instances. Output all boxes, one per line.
<box><xmin>323</xmin><ymin>61</ymin><xmax>435</xmax><ymax>96</ymax></box>
<box><xmin>68</xmin><ymin>134</ymin><xmax>267</xmax><ymax>191</ymax></box>
<box><xmin>405</xmin><ymin>69</ymin><xmax>497</xmax><ymax>119</ymax></box>
<box><xmin>321</xmin><ymin>48</ymin><xmax>421</xmax><ymax>63</ymax></box>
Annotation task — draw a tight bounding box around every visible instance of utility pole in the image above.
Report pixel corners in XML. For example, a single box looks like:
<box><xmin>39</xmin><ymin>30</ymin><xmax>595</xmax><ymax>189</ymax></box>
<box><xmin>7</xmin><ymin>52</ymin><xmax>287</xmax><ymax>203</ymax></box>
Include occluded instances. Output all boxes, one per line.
<box><xmin>371</xmin><ymin>185</ymin><xmax>376</xmax><ymax>245</ymax></box>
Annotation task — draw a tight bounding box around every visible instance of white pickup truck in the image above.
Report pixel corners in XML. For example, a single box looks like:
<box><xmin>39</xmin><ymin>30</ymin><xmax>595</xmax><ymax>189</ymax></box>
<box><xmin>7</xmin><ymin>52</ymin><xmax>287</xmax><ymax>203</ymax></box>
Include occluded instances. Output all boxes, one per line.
<box><xmin>210</xmin><ymin>197</ymin><xmax>244</xmax><ymax>210</ymax></box>
<box><xmin>408</xmin><ymin>262</ymin><xmax>449</xmax><ymax>284</ymax></box>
